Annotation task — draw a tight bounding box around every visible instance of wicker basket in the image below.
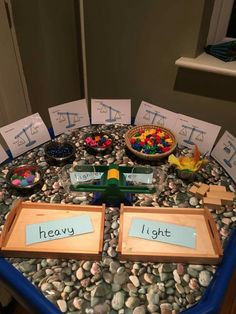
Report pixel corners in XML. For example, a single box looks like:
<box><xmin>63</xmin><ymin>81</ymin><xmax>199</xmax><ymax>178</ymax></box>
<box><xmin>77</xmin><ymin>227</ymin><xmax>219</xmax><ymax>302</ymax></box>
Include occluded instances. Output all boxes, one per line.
<box><xmin>125</xmin><ymin>125</ymin><xmax>177</xmax><ymax>161</ymax></box>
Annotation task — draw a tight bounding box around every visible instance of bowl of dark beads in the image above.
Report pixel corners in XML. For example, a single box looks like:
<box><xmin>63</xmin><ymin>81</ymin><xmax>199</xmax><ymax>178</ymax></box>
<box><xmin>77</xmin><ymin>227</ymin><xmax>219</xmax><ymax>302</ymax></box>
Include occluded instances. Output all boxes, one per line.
<box><xmin>84</xmin><ymin>133</ymin><xmax>113</xmax><ymax>156</ymax></box>
<box><xmin>44</xmin><ymin>141</ymin><xmax>76</xmax><ymax>166</ymax></box>
<box><xmin>6</xmin><ymin>165</ymin><xmax>43</xmax><ymax>191</ymax></box>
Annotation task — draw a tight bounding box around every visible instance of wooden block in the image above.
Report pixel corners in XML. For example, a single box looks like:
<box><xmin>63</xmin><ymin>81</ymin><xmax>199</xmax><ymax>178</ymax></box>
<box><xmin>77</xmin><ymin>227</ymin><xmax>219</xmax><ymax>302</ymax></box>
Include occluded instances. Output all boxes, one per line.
<box><xmin>206</xmin><ymin>191</ymin><xmax>235</xmax><ymax>206</ymax></box>
<box><xmin>203</xmin><ymin>197</ymin><xmax>222</xmax><ymax>210</ymax></box>
<box><xmin>209</xmin><ymin>185</ymin><xmax>226</xmax><ymax>193</ymax></box>
<box><xmin>196</xmin><ymin>184</ymin><xmax>210</xmax><ymax>198</ymax></box>
<box><xmin>193</xmin><ymin>182</ymin><xmax>202</xmax><ymax>188</ymax></box>
<box><xmin>189</xmin><ymin>185</ymin><xmax>198</xmax><ymax>195</ymax></box>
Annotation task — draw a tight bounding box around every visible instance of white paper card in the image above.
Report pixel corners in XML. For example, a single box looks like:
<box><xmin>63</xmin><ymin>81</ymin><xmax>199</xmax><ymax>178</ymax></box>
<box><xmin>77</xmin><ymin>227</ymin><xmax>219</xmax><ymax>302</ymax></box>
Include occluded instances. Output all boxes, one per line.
<box><xmin>91</xmin><ymin>99</ymin><xmax>131</xmax><ymax>124</ymax></box>
<box><xmin>173</xmin><ymin>114</ymin><xmax>221</xmax><ymax>155</ymax></box>
<box><xmin>135</xmin><ymin>101</ymin><xmax>178</xmax><ymax>130</ymax></box>
<box><xmin>0</xmin><ymin>144</ymin><xmax>8</xmax><ymax>164</ymax></box>
<box><xmin>211</xmin><ymin>131</ymin><xmax>236</xmax><ymax>183</ymax></box>
<box><xmin>0</xmin><ymin>113</ymin><xmax>51</xmax><ymax>158</ymax></box>
<box><xmin>48</xmin><ymin>99</ymin><xmax>90</xmax><ymax>136</ymax></box>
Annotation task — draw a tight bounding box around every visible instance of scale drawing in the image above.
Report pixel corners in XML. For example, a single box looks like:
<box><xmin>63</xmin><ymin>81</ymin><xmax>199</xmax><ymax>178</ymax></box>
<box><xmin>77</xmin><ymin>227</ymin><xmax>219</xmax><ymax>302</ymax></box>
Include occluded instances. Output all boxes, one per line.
<box><xmin>57</xmin><ymin>112</ymin><xmax>81</xmax><ymax>128</ymax></box>
<box><xmin>14</xmin><ymin>123</ymin><xmax>38</xmax><ymax>147</ymax></box>
<box><xmin>143</xmin><ymin>110</ymin><xmax>166</xmax><ymax>126</ymax></box>
<box><xmin>98</xmin><ymin>102</ymin><xmax>121</xmax><ymax>122</ymax></box>
<box><xmin>179</xmin><ymin>125</ymin><xmax>206</xmax><ymax>145</ymax></box>
<box><xmin>223</xmin><ymin>141</ymin><xmax>236</xmax><ymax>168</ymax></box>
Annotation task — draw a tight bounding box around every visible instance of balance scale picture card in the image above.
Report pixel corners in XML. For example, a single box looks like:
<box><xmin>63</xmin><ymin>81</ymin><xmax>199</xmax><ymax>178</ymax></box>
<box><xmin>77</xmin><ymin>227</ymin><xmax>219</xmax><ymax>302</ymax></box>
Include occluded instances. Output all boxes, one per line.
<box><xmin>211</xmin><ymin>131</ymin><xmax>236</xmax><ymax>183</ymax></box>
<box><xmin>0</xmin><ymin>144</ymin><xmax>8</xmax><ymax>164</ymax></box>
<box><xmin>135</xmin><ymin>101</ymin><xmax>178</xmax><ymax>131</ymax></box>
<box><xmin>173</xmin><ymin>114</ymin><xmax>221</xmax><ymax>155</ymax></box>
<box><xmin>91</xmin><ymin>99</ymin><xmax>131</xmax><ymax>124</ymax></box>
<box><xmin>0</xmin><ymin>113</ymin><xmax>51</xmax><ymax>158</ymax></box>
<box><xmin>48</xmin><ymin>99</ymin><xmax>90</xmax><ymax>136</ymax></box>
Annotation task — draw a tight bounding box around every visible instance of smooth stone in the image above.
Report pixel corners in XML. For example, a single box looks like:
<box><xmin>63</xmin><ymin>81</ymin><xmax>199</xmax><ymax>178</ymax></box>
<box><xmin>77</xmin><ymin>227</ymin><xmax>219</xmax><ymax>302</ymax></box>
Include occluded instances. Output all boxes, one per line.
<box><xmin>133</xmin><ymin>305</ymin><xmax>146</xmax><ymax>314</ymax></box>
<box><xmin>199</xmin><ymin>270</ymin><xmax>212</xmax><ymax>287</ymax></box>
<box><xmin>76</xmin><ymin>267</ymin><xmax>85</xmax><ymax>280</ymax></box>
<box><xmin>187</xmin><ymin>267</ymin><xmax>199</xmax><ymax>278</ymax></box>
<box><xmin>107</xmin><ymin>247</ymin><xmax>117</xmax><ymax>257</ymax></box>
<box><xmin>57</xmin><ymin>299</ymin><xmax>67</xmax><ymax>313</ymax></box>
<box><xmin>91</xmin><ymin>262</ymin><xmax>101</xmax><ymax>275</ymax></box>
<box><xmin>146</xmin><ymin>292</ymin><xmax>160</xmax><ymax>305</ymax></box>
<box><xmin>129</xmin><ymin>275</ymin><xmax>140</xmax><ymax>288</ymax></box>
<box><xmin>114</xmin><ymin>272</ymin><xmax>128</xmax><ymax>285</ymax></box>
<box><xmin>188</xmin><ymin>265</ymin><xmax>204</xmax><ymax>271</ymax></box>
<box><xmin>18</xmin><ymin>261</ymin><xmax>36</xmax><ymax>273</ymax></box>
<box><xmin>82</xmin><ymin>261</ymin><xmax>92</xmax><ymax>271</ymax></box>
<box><xmin>144</xmin><ymin>273</ymin><xmax>156</xmax><ymax>284</ymax></box>
<box><xmin>41</xmin><ymin>283</ymin><xmax>53</xmax><ymax>292</ymax></box>
<box><xmin>173</xmin><ymin>269</ymin><xmax>181</xmax><ymax>284</ymax></box>
<box><xmin>94</xmin><ymin>303</ymin><xmax>110</xmax><ymax>314</ymax></box>
<box><xmin>102</xmin><ymin>270</ymin><xmax>113</xmax><ymax>284</ymax></box>
<box><xmin>175</xmin><ymin>283</ymin><xmax>185</xmax><ymax>294</ymax></box>
<box><xmin>112</xmin><ymin>291</ymin><xmax>125</xmax><ymax>310</ymax></box>
<box><xmin>189</xmin><ymin>197</ymin><xmax>199</xmax><ymax>206</ymax></box>
<box><xmin>125</xmin><ymin>296</ymin><xmax>140</xmax><ymax>309</ymax></box>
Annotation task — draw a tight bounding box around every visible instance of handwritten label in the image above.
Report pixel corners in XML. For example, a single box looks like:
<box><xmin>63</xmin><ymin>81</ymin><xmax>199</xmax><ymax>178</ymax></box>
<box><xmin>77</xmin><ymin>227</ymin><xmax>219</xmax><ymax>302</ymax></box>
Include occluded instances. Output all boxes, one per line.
<box><xmin>129</xmin><ymin>218</ymin><xmax>196</xmax><ymax>248</ymax></box>
<box><xmin>91</xmin><ymin>99</ymin><xmax>131</xmax><ymax>124</ymax></box>
<box><xmin>69</xmin><ymin>171</ymin><xmax>153</xmax><ymax>185</ymax></box>
<box><xmin>26</xmin><ymin>215</ymin><xmax>93</xmax><ymax>245</ymax></box>
<box><xmin>48</xmin><ymin>99</ymin><xmax>90</xmax><ymax>136</ymax></box>
<box><xmin>0</xmin><ymin>113</ymin><xmax>51</xmax><ymax>158</ymax></box>
<box><xmin>0</xmin><ymin>144</ymin><xmax>8</xmax><ymax>164</ymax></box>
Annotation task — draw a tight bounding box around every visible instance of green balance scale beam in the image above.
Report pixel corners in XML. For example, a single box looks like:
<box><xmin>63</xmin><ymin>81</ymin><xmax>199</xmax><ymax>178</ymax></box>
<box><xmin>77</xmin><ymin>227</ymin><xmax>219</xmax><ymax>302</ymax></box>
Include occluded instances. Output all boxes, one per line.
<box><xmin>70</xmin><ymin>164</ymin><xmax>156</xmax><ymax>206</ymax></box>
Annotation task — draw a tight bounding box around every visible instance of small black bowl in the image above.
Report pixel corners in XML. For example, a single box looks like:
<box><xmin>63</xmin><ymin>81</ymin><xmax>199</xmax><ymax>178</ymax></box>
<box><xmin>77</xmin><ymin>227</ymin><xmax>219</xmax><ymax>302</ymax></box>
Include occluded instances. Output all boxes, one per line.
<box><xmin>44</xmin><ymin>141</ymin><xmax>76</xmax><ymax>166</ymax></box>
<box><xmin>6</xmin><ymin>164</ymin><xmax>43</xmax><ymax>191</ymax></box>
<box><xmin>84</xmin><ymin>133</ymin><xmax>113</xmax><ymax>156</ymax></box>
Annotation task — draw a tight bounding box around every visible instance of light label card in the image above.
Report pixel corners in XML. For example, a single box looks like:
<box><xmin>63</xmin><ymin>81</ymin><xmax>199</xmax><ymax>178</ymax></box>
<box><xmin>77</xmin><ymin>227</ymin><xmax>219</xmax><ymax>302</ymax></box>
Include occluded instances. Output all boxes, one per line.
<box><xmin>129</xmin><ymin>218</ymin><xmax>196</xmax><ymax>248</ymax></box>
<box><xmin>211</xmin><ymin>131</ymin><xmax>236</xmax><ymax>183</ymax></box>
<box><xmin>0</xmin><ymin>113</ymin><xmax>51</xmax><ymax>158</ymax></box>
<box><xmin>48</xmin><ymin>99</ymin><xmax>90</xmax><ymax>136</ymax></box>
<box><xmin>69</xmin><ymin>171</ymin><xmax>153</xmax><ymax>185</ymax></box>
<box><xmin>26</xmin><ymin>215</ymin><xmax>94</xmax><ymax>245</ymax></box>
<box><xmin>0</xmin><ymin>144</ymin><xmax>8</xmax><ymax>164</ymax></box>
<box><xmin>135</xmin><ymin>101</ymin><xmax>178</xmax><ymax>130</ymax></box>
<box><xmin>91</xmin><ymin>99</ymin><xmax>131</xmax><ymax>124</ymax></box>
<box><xmin>173</xmin><ymin>114</ymin><xmax>221</xmax><ymax>155</ymax></box>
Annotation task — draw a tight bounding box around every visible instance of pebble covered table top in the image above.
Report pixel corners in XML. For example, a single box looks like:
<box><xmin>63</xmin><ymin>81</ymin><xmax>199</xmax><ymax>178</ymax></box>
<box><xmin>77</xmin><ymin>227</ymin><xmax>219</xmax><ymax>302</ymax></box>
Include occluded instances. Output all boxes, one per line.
<box><xmin>0</xmin><ymin>124</ymin><xmax>235</xmax><ymax>314</ymax></box>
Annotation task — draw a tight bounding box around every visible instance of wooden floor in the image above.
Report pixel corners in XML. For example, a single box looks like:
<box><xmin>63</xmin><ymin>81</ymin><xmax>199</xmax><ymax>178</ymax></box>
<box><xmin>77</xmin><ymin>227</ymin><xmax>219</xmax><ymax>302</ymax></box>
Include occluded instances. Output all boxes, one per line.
<box><xmin>0</xmin><ymin>300</ymin><xmax>29</xmax><ymax>314</ymax></box>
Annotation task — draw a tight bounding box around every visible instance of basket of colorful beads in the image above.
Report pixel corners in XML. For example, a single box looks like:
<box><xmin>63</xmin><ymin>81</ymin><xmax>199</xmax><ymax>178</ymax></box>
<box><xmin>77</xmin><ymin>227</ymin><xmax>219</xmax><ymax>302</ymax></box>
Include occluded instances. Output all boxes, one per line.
<box><xmin>84</xmin><ymin>133</ymin><xmax>113</xmax><ymax>156</ymax></box>
<box><xmin>125</xmin><ymin>125</ymin><xmax>176</xmax><ymax>160</ymax></box>
<box><xmin>6</xmin><ymin>164</ymin><xmax>43</xmax><ymax>190</ymax></box>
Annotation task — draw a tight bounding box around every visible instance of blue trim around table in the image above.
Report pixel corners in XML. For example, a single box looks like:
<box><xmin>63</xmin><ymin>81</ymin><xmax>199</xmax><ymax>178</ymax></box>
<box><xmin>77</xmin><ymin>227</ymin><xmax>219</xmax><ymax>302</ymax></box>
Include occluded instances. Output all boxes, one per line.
<box><xmin>0</xmin><ymin>125</ymin><xmax>235</xmax><ymax>313</ymax></box>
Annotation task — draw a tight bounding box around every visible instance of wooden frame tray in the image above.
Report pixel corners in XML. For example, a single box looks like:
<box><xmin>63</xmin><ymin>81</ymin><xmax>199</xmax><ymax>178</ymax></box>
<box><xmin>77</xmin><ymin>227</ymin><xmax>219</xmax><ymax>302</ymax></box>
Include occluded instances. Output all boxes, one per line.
<box><xmin>0</xmin><ymin>201</ymin><xmax>105</xmax><ymax>259</ymax></box>
<box><xmin>118</xmin><ymin>205</ymin><xmax>223</xmax><ymax>264</ymax></box>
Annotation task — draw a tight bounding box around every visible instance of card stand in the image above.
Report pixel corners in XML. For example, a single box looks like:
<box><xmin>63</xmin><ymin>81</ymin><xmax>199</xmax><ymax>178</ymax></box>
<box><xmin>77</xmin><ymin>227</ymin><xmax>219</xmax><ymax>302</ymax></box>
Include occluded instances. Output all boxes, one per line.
<box><xmin>118</xmin><ymin>205</ymin><xmax>223</xmax><ymax>264</ymax></box>
<box><xmin>0</xmin><ymin>200</ymin><xmax>105</xmax><ymax>260</ymax></box>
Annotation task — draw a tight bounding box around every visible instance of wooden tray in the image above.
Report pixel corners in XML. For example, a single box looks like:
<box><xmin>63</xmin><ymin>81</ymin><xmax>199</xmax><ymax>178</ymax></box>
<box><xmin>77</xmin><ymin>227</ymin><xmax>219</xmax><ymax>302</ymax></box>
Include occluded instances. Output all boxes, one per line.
<box><xmin>118</xmin><ymin>205</ymin><xmax>223</xmax><ymax>264</ymax></box>
<box><xmin>0</xmin><ymin>201</ymin><xmax>105</xmax><ymax>259</ymax></box>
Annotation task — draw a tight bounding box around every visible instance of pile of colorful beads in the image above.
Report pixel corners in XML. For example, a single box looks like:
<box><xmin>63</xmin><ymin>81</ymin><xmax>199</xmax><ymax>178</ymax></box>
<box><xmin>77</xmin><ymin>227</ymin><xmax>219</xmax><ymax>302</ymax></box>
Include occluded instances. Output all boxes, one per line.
<box><xmin>46</xmin><ymin>143</ymin><xmax>74</xmax><ymax>159</ymax></box>
<box><xmin>85</xmin><ymin>133</ymin><xmax>112</xmax><ymax>148</ymax></box>
<box><xmin>10</xmin><ymin>168</ymin><xmax>40</xmax><ymax>188</ymax></box>
<box><xmin>130</xmin><ymin>127</ymin><xmax>173</xmax><ymax>155</ymax></box>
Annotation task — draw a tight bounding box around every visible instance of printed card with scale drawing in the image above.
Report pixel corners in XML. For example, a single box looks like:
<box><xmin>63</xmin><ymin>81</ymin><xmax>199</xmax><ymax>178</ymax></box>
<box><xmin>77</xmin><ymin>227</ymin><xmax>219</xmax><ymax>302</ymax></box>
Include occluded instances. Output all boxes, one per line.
<box><xmin>0</xmin><ymin>144</ymin><xmax>8</xmax><ymax>164</ymax></box>
<box><xmin>134</xmin><ymin>101</ymin><xmax>178</xmax><ymax>130</ymax></box>
<box><xmin>211</xmin><ymin>131</ymin><xmax>236</xmax><ymax>183</ymax></box>
<box><xmin>48</xmin><ymin>99</ymin><xmax>90</xmax><ymax>136</ymax></box>
<box><xmin>173</xmin><ymin>114</ymin><xmax>221</xmax><ymax>155</ymax></box>
<box><xmin>0</xmin><ymin>113</ymin><xmax>51</xmax><ymax>157</ymax></box>
<box><xmin>91</xmin><ymin>99</ymin><xmax>131</xmax><ymax>124</ymax></box>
